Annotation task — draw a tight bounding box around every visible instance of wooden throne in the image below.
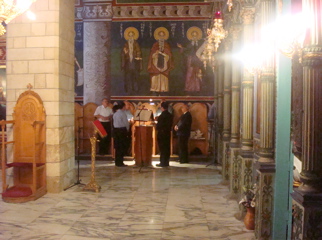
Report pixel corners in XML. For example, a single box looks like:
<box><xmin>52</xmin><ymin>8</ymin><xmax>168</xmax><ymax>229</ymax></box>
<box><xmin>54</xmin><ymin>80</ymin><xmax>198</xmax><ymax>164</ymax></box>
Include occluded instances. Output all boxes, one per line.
<box><xmin>1</xmin><ymin>88</ymin><xmax>46</xmax><ymax>203</ymax></box>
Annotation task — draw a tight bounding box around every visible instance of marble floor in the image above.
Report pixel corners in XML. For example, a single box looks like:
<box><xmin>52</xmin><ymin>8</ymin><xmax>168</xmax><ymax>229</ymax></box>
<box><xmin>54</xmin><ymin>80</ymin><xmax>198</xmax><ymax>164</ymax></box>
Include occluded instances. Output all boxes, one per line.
<box><xmin>0</xmin><ymin>160</ymin><xmax>255</xmax><ymax>240</ymax></box>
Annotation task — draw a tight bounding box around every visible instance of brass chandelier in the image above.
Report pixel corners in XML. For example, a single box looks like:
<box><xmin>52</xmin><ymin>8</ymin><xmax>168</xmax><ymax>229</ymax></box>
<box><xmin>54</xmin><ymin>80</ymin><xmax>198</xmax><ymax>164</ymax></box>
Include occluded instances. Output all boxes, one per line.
<box><xmin>202</xmin><ymin>10</ymin><xmax>227</xmax><ymax>68</ymax></box>
<box><xmin>0</xmin><ymin>0</ymin><xmax>37</xmax><ymax>35</ymax></box>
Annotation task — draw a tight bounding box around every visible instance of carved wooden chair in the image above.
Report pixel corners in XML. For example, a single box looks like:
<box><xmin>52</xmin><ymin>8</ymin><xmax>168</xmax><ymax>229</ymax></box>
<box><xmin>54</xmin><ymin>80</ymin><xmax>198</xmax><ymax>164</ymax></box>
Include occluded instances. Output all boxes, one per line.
<box><xmin>1</xmin><ymin>89</ymin><xmax>46</xmax><ymax>203</ymax></box>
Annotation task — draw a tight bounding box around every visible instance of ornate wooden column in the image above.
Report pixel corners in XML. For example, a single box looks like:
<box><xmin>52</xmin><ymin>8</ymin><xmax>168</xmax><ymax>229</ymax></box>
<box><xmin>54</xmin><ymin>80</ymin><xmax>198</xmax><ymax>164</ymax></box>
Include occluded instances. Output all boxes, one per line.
<box><xmin>291</xmin><ymin>0</ymin><xmax>322</xmax><ymax>238</ymax></box>
<box><xmin>221</xmin><ymin>40</ymin><xmax>232</xmax><ymax>183</ymax></box>
<box><xmin>229</xmin><ymin>24</ymin><xmax>242</xmax><ymax>198</ymax></box>
<box><xmin>255</xmin><ymin>0</ymin><xmax>276</xmax><ymax>238</ymax></box>
<box><xmin>239</xmin><ymin>6</ymin><xmax>256</xmax><ymax>198</ymax></box>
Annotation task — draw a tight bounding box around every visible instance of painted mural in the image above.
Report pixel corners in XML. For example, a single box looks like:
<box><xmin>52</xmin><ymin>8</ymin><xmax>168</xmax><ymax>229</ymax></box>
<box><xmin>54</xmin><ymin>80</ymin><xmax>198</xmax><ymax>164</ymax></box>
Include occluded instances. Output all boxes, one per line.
<box><xmin>74</xmin><ymin>20</ymin><xmax>214</xmax><ymax>98</ymax></box>
<box><xmin>111</xmin><ymin>21</ymin><xmax>214</xmax><ymax>97</ymax></box>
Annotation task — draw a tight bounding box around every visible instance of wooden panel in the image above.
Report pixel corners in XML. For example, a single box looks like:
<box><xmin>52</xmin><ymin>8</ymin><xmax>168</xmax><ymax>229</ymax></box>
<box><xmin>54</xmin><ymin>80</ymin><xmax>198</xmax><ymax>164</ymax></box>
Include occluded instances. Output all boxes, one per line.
<box><xmin>189</xmin><ymin>103</ymin><xmax>208</xmax><ymax>155</ymax></box>
<box><xmin>134</xmin><ymin>126</ymin><xmax>153</xmax><ymax>167</ymax></box>
<box><xmin>77</xmin><ymin>101</ymin><xmax>209</xmax><ymax>157</ymax></box>
<box><xmin>172</xmin><ymin>103</ymin><xmax>185</xmax><ymax>155</ymax></box>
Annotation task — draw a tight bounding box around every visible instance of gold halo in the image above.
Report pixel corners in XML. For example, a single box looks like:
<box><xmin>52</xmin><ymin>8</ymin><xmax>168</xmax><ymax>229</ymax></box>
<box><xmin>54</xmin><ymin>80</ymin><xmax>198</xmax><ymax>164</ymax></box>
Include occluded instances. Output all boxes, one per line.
<box><xmin>124</xmin><ymin>27</ymin><xmax>139</xmax><ymax>40</ymax></box>
<box><xmin>186</xmin><ymin>27</ymin><xmax>202</xmax><ymax>41</ymax></box>
<box><xmin>154</xmin><ymin>27</ymin><xmax>169</xmax><ymax>40</ymax></box>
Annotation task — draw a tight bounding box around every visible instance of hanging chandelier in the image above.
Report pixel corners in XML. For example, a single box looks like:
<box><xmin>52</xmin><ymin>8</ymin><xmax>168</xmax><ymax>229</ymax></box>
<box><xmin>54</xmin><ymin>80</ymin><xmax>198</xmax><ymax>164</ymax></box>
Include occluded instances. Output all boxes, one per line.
<box><xmin>0</xmin><ymin>0</ymin><xmax>37</xmax><ymax>35</ymax></box>
<box><xmin>203</xmin><ymin>11</ymin><xmax>227</xmax><ymax>68</ymax></box>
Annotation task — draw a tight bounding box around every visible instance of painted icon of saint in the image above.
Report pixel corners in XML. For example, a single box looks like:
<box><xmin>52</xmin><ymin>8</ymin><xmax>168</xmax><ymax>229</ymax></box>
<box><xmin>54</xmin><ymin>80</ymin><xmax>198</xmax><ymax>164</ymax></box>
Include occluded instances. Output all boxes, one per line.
<box><xmin>147</xmin><ymin>27</ymin><xmax>174</xmax><ymax>94</ymax></box>
<box><xmin>177</xmin><ymin>26</ymin><xmax>204</xmax><ymax>92</ymax></box>
<box><xmin>121</xmin><ymin>27</ymin><xmax>142</xmax><ymax>94</ymax></box>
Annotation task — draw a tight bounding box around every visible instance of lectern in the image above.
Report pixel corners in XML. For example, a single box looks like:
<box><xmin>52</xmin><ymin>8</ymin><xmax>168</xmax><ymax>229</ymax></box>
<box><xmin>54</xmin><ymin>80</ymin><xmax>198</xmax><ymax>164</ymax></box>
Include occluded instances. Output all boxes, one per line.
<box><xmin>135</xmin><ymin>125</ymin><xmax>153</xmax><ymax>167</ymax></box>
<box><xmin>134</xmin><ymin>109</ymin><xmax>154</xmax><ymax>167</ymax></box>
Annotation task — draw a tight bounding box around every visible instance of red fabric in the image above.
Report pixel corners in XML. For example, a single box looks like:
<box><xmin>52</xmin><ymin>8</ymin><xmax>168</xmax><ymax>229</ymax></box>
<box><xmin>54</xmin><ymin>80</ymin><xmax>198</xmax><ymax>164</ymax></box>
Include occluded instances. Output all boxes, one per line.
<box><xmin>93</xmin><ymin>120</ymin><xmax>107</xmax><ymax>138</ymax></box>
<box><xmin>2</xmin><ymin>186</ymin><xmax>32</xmax><ymax>198</ymax></box>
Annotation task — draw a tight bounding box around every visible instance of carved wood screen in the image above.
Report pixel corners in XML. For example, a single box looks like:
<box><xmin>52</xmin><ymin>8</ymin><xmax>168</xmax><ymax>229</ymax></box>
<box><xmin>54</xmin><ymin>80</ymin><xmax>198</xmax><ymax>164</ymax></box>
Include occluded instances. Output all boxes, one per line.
<box><xmin>75</xmin><ymin>101</ymin><xmax>210</xmax><ymax>157</ymax></box>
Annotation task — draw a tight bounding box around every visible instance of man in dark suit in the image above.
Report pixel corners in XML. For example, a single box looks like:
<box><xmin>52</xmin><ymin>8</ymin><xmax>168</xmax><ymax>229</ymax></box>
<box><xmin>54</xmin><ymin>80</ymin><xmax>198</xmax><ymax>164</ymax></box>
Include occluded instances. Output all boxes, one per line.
<box><xmin>175</xmin><ymin>104</ymin><xmax>192</xmax><ymax>163</ymax></box>
<box><xmin>156</xmin><ymin>102</ymin><xmax>173</xmax><ymax>167</ymax></box>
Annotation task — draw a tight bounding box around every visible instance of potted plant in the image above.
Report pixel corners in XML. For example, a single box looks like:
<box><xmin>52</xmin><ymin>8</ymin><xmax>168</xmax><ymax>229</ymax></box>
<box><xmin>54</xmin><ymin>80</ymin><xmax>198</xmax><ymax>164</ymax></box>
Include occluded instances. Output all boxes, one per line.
<box><xmin>239</xmin><ymin>184</ymin><xmax>257</xmax><ymax>230</ymax></box>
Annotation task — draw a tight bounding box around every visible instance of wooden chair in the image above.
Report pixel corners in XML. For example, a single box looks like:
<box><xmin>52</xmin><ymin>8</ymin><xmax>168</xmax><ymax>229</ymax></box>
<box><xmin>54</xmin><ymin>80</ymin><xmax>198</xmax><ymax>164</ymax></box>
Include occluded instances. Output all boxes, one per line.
<box><xmin>1</xmin><ymin>89</ymin><xmax>46</xmax><ymax>203</ymax></box>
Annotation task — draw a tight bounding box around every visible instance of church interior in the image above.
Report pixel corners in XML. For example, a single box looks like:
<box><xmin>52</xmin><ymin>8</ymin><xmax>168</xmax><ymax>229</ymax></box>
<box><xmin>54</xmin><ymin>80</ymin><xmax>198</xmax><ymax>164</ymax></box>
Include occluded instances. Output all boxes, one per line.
<box><xmin>0</xmin><ymin>0</ymin><xmax>321</xmax><ymax>239</ymax></box>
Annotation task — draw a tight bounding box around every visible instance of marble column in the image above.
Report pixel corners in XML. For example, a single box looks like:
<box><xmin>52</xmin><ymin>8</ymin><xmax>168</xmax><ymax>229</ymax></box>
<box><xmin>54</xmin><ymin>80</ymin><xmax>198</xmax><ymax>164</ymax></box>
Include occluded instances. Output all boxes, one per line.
<box><xmin>6</xmin><ymin>0</ymin><xmax>76</xmax><ymax>192</ymax></box>
<box><xmin>255</xmin><ymin>0</ymin><xmax>276</xmax><ymax>238</ymax></box>
<box><xmin>291</xmin><ymin>0</ymin><xmax>322</xmax><ymax>239</ymax></box>
<box><xmin>217</xmin><ymin>58</ymin><xmax>224</xmax><ymax>168</ymax></box>
<box><xmin>229</xmin><ymin>25</ymin><xmax>242</xmax><ymax>198</ymax></box>
<box><xmin>83</xmin><ymin>22</ymin><xmax>111</xmax><ymax>104</ymax></box>
<box><xmin>221</xmin><ymin>40</ymin><xmax>232</xmax><ymax>183</ymax></box>
<box><xmin>239</xmin><ymin>7</ymin><xmax>256</xmax><ymax>200</ymax></box>
<box><xmin>212</xmin><ymin>64</ymin><xmax>219</xmax><ymax>163</ymax></box>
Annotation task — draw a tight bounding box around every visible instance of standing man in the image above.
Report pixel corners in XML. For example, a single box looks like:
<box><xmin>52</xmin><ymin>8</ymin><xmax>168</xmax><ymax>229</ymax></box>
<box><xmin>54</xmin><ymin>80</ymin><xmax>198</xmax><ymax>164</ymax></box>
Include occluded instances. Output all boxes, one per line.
<box><xmin>156</xmin><ymin>102</ymin><xmax>173</xmax><ymax>167</ymax></box>
<box><xmin>174</xmin><ymin>104</ymin><xmax>192</xmax><ymax>163</ymax></box>
<box><xmin>94</xmin><ymin>98</ymin><xmax>113</xmax><ymax>155</ymax></box>
<box><xmin>113</xmin><ymin>102</ymin><xmax>130</xmax><ymax>167</ymax></box>
<box><xmin>121</xmin><ymin>27</ymin><xmax>142</xmax><ymax>94</ymax></box>
<box><xmin>148</xmin><ymin>27</ymin><xmax>174</xmax><ymax>94</ymax></box>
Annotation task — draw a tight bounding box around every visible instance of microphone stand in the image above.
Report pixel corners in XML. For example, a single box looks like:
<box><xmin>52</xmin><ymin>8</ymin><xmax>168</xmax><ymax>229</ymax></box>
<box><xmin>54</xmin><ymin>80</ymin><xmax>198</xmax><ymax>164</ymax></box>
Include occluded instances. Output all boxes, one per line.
<box><xmin>64</xmin><ymin>123</ymin><xmax>85</xmax><ymax>190</ymax></box>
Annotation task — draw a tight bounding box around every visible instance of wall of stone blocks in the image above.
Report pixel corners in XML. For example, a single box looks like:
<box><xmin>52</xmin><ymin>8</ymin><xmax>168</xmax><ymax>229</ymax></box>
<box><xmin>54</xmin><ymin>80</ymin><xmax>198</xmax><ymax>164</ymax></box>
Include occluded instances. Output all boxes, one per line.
<box><xmin>6</xmin><ymin>0</ymin><xmax>76</xmax><ymax>193</ymax></box>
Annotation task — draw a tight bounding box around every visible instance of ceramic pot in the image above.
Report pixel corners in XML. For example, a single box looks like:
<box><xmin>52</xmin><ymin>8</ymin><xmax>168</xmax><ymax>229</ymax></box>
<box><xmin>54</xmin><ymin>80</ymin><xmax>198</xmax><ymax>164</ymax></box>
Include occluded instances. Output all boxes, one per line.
<box><xmin>244</xmin><ymin>207</ymin><xmax>255</xmax><ymax>230</ymax></box>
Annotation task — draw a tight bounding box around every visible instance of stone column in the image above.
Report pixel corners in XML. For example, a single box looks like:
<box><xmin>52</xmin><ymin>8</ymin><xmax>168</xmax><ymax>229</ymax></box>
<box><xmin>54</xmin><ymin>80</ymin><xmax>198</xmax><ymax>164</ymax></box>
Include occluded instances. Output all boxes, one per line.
<box><xmin>6</xmin><ymin>0</ymin><xmax>75</xmax><ymax>192</ymax></box>
<box><xmin>228</xmin><ymin>24</ymin><xmax>242</xmax><ymax>198</ymax></box>
<box><xmin>291</xmin><ymin>0</ymin><xmax>322</xmax><ymax>239</ymax></box>
<box><xmin>220</xmin><ymin>40</ymin><xmax>232</xmax><ymax>183</ymax></box>
<box><xmin>217</xmin><ymin>58</ymin><xmax>224</xmax><ymax>168</ymax></box>
<box><xmin>239</xmin><ymin>7</ymin><xmax>256</xmax><ymax>199</ymax></box>
<box><xmin>255</xmin><ymin>0</ymin><xmax>276</xmax><ymax>238</ymax></box>
<box><xmin>83</xmin><ymin>21</ymin><xmax>111</xmax><ymax>104</ymax></box>
<box><xmin>212</xmin><ymin>64</ymin><xmax>219</xmax><ymax>163</ymax></box>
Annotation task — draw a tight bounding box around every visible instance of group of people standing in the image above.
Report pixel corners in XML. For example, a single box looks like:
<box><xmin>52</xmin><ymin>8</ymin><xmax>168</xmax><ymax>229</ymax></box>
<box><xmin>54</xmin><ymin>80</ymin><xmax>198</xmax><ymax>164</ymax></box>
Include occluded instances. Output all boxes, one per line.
<box><xmin>94</xmin><ymin>98</ymin><xmax>192</xmax><ymax>167</ymax></box>
<box><xmin>156</xmin><ymin>102</ymin><xmax>192</xmax><ymax>167</ymax></box>
<box><xmin>94</xmin><ymin>99</ymin><xmax>129</xmax><ymax>167</ymax></box>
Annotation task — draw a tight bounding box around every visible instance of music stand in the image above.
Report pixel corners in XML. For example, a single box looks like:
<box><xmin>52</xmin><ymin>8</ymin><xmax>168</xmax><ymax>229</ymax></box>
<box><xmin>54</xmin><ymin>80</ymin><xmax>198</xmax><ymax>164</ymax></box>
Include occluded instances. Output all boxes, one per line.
<box><xmin>92</xmin><ymin>120</ymin><xmax>108</xmax><ymax>138</ymax></box>
<box><xmin>134</xmin><ymin>109</ymin><xmax>154</xmax><ymax>172</ymax></box>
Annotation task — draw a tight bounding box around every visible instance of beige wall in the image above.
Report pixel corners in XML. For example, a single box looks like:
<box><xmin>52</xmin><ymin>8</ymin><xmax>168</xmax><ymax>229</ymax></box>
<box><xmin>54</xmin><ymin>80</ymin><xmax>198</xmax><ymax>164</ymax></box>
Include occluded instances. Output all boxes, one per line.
<box><xmin>6</xmin><ymin>0</ymin><xmax>76</xmax><ymax>192</ymax></box>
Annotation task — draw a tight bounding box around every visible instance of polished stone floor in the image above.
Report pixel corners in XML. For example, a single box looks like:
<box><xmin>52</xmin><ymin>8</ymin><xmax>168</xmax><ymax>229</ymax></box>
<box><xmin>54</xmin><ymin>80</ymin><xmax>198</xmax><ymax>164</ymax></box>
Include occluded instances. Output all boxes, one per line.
<box><xmin>0</xmin><ymin>160</ymin><xmax>254</xmax><ymax>240</ymax></box>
